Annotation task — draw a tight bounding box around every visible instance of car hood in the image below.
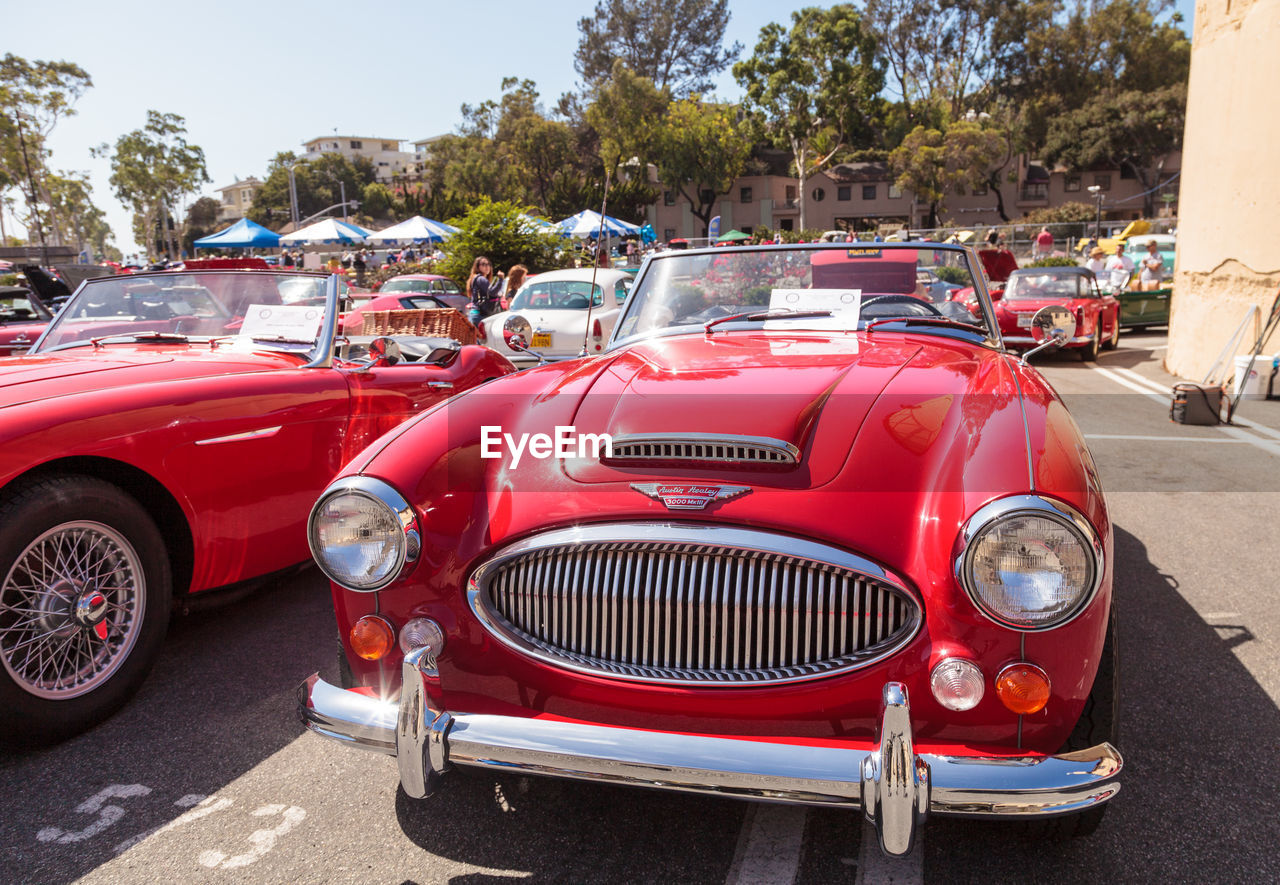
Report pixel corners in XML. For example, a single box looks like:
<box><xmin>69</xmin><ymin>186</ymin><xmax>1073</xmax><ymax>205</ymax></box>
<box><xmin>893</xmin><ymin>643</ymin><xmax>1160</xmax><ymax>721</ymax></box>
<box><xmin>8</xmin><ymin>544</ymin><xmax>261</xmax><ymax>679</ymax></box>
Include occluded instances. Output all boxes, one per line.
<box><xmin>553</xmin><ymin>332</ymin><xmax>1017</xmax><ymax>490</ymax></box>
<box><xmin>0</xmin><ymin>348</ymin><xmax>295</xmax><ymax>408</ymax></box>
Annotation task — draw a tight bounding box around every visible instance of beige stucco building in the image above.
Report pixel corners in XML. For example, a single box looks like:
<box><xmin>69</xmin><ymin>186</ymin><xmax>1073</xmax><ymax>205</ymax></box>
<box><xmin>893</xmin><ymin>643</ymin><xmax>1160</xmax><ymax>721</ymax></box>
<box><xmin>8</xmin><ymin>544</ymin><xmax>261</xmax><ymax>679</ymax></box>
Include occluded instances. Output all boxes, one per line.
<box><xmin>647</xmin><ymin>153</ymin><xmax>1179</xmax><ymax>241</ymax></box>
<box><xmin>215</xmin><ymin>178</ymin><xmax>263</xmax><ymax>224</ymax></box>
<box><xmin>1167</xmin><ymin>0</ymin><xmax>1279</xmax><ymax>381</ymax></box>
<box><xmin>301</xmin><ymin>135</ymin><xmax>417</xmax><ymax>183</ymax></box>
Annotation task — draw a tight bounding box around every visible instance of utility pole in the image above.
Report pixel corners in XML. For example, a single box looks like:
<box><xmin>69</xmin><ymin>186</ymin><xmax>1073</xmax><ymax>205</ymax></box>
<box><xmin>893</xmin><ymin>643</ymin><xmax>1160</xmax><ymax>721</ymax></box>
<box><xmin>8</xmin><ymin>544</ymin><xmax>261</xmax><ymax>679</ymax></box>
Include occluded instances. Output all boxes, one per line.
<box><xmin>1087</xmin><ymin>185</ymin><xmax>1103</xmax><ymax>240</ymax></box>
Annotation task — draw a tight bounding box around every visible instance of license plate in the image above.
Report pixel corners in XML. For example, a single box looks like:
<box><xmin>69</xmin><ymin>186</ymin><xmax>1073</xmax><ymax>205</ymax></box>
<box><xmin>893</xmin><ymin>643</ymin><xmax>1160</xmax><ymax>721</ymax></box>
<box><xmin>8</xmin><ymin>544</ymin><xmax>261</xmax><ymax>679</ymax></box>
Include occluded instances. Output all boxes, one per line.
<box><xmin>1016</xmin><ymin>315</ymin><xmax>1034</xmax><ymax>328</ymax></box>
<box><xmin>531</xmin><ymin>332</ymin><xmax>553</xmax><ymax>348</ymax></box>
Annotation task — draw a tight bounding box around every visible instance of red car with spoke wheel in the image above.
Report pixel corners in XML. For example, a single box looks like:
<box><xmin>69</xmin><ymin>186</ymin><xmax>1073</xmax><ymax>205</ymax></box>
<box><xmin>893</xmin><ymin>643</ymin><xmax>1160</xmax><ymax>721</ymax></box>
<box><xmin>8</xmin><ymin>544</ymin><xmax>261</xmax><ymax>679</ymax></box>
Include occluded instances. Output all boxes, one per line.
<box><xmin>992</xmin><ymin>266</ymin><xmax>1121</xmax><ymax>361</ymax></box>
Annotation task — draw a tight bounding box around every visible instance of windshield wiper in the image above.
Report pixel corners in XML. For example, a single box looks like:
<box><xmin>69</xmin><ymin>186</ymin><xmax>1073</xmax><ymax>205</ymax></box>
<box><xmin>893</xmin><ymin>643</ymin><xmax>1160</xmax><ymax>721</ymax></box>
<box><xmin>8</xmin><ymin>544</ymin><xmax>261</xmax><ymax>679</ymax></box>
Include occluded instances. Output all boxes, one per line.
<box><xmin>91</xmin><ymin>331</ymin><xmax>190</xmax><ymax>348</ymax></box>
<box><xmin>863</xmin><ymin>316</ymin><xmax>986</xmax><ymax>334</ymax></box>
<box><xmin>704</xmin><ymin>308</ymin><xmax>834</xmax><ymax>333</ymax></box>
<box><xmin>249</xmin><ymin>334</ymin><xmax>315</xmax><ymax>345</ymax></box>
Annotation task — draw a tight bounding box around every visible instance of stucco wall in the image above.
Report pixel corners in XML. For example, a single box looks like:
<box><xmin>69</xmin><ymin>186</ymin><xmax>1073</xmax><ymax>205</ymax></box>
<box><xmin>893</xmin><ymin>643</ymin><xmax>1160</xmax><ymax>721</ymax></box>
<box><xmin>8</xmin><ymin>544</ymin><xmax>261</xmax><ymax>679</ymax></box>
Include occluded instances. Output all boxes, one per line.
<box><xmin>1167</xmin><ymin>0</ymin><xmax>1280</xmax><ymax>380</ymax></box>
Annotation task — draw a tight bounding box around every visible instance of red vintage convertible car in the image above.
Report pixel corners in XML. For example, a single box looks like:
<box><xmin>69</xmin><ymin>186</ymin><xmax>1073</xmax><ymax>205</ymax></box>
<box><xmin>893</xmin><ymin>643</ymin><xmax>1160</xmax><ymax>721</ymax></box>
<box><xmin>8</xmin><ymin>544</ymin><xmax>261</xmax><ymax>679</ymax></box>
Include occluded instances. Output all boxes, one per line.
<box><xmin>0</xmin><ymin>269</ymin><xmax>515</xmax><ymax>746</ymax></box>
<box><xmin>300</xmin><ymin>243</ymin><xmax>1121</xmax><ymax>856</ymax></box>
<box><xmin>992</xmin><ymin>266</ymin><xmax>1121</xmax><ymax>360</ymax></box>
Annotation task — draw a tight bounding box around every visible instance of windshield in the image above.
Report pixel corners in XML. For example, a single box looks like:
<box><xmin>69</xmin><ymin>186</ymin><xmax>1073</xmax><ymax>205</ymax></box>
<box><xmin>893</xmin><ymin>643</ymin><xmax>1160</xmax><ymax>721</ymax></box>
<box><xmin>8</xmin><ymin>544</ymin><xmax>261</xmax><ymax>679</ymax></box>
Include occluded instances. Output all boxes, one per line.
<box><xmin>510</xmin><ymin>279</ymin><xmax>604</xmax><ymax>311</ymax></box>
<box><xmin>381</xmin><ymin>278</ymin><xmax>432</xmax><ymax>294</ymax></box>
<box><xmin>1</xmin><ymin>290</ymin><xmax>51</xmax><ymax>322</ymax></box>
<box><xmin>32</xmin><ymin>271</ymin><xmax>334</xmax><ymax>354</ymax></box>
<box><xmin>1004</xmin><ymin>272</ymin><xmax>1084</xmax><ymax>300</ymax></box>
<box><xmin>612</xmin><ymin>244</ymin><xmax>991</xmax><ymax>345</ymax></box>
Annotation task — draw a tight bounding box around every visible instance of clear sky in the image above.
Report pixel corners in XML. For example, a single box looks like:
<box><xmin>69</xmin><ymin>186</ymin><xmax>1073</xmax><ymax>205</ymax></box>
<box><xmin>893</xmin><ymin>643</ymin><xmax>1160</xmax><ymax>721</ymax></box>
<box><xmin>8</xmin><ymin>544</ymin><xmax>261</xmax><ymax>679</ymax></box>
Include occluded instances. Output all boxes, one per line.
<box><xmin>5</xmin><ymin>0</ymin><xmax>1196</xmax><ymax>255</ymax></box>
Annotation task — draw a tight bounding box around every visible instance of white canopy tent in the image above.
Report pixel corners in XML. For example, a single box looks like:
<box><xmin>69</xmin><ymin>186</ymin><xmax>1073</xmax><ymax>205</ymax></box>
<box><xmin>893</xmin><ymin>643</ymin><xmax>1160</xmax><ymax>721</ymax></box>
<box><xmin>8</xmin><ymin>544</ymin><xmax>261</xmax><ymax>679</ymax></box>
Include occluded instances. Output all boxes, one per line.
<box><xmin>365</xmin><ymin>216</ymin><xmax>459</xmax><ymax>245</ymax></box>
<box><xmin>279</xmin><ymin>218</ymin><xmax>372</xmax><ymax>245</ymax></box>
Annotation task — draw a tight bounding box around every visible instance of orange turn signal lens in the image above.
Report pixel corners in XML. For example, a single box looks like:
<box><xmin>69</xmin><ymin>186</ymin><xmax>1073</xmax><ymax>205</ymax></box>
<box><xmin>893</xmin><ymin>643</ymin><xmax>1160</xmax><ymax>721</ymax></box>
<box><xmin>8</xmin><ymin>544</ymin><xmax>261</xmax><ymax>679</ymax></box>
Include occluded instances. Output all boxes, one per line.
<box><xmin>995</xmin><ymin>663</ymin><xmax>1051</xmax><ymax>715</ymax></box>
<box><xmin>350</xmin><ymin>615</ymin><xmax>396</xmax><ymax>661</ymax></box>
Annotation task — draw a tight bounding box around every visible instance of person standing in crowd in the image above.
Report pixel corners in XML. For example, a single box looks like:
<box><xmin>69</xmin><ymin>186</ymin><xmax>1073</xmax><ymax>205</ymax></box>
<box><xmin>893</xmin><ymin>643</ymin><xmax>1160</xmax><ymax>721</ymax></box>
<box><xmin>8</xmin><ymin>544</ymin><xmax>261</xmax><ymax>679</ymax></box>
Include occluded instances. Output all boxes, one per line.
<box><xmin>1105</xmin><ymin>246</ymin><xmax>1135</xmax><ymax>293</ymax></box>
<box><xmin>467</xmin><ymin>256</ymin><xmax>503</xmax><ymax>319</ymax></box>
<box><xmin>985</xmin><ymin>227</ymin><xmax>999</xmax><ymax>247</ymax></box>
<box><xmin>353</xmin><ymin>248</ymin><xmax>367</xmax><ymax>285</ymax></box>
<box><xmin>1034</xmin><ymin>226</ymin><xmax>1054</xmax><ymax>258</ymax></box>
<box><xmin>281</xmin><ymin>248</ymin><xmax>294</xmax><ymax>268</ymax></box>
<box><xmin>1139</xmin><ymin>240</ymin><xmax>1165</xmax><ymax>291</ymax></box>
<box><xmin>1086</xmin><ymin>246</ymin><xmax>1108</xmax><ymax>275</ymax></box>
<box><xmin>502</xmin><ymin>264</ymin><xmax>528</xmax><ymax>311</ymax></box>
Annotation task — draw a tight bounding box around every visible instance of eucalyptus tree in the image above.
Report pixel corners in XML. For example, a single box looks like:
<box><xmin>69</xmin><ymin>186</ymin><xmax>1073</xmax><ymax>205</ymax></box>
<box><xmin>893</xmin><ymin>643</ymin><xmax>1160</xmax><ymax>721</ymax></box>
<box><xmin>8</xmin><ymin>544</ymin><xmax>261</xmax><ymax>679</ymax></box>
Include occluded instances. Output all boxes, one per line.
<box><xmin>96</xmin><ymin>111</ymin><xmax>209</xmax><ymax>258</ymax></box>
<box><xmin>575</xmin><ymin>0</ymin><xmax>741</xmax><ymax>97</ymax></box>
<box><xmin>734</xmin><ymin>5</ymin><xmax>885</xmax><ymax>231</ymax></box>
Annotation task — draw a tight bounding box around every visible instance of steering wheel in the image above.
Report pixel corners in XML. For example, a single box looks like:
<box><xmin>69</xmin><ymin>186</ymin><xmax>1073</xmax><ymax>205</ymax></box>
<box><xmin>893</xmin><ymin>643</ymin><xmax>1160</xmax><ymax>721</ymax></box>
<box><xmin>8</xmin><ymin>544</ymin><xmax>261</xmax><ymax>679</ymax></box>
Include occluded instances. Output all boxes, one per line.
<box><xmin>860</xmin><ymin>294</ymin><xmax>944</xmax><ymax>318</ymax></box>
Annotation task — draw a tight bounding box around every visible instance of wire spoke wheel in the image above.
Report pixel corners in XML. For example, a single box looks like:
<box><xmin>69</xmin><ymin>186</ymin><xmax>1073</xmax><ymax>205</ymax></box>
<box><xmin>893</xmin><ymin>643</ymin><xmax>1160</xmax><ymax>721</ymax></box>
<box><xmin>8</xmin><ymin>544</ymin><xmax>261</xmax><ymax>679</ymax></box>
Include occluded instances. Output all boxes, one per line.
<box><xmin>1</xmin><ymin>521</ymin><xmax>146</xmax><ymax>699</ymax></box>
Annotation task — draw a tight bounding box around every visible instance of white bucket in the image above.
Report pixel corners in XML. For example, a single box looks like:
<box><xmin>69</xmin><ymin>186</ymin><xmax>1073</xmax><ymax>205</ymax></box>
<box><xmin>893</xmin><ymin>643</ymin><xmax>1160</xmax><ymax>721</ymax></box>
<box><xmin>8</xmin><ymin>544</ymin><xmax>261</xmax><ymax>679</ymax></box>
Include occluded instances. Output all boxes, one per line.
<box><xmin>1233</xmin><ymin>354</ymin><xmax>1277</xmax><ymax>398</ymax></box>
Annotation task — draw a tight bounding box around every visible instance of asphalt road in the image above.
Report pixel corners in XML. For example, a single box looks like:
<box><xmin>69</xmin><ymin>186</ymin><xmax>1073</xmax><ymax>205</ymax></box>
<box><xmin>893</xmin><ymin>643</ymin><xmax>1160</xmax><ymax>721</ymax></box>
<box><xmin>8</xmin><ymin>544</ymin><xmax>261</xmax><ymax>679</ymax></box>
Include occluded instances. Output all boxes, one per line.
<box><xmin>2</xmin><ymin>328</ymin><xmax>1278</xmax><ymax>885</ymax></box>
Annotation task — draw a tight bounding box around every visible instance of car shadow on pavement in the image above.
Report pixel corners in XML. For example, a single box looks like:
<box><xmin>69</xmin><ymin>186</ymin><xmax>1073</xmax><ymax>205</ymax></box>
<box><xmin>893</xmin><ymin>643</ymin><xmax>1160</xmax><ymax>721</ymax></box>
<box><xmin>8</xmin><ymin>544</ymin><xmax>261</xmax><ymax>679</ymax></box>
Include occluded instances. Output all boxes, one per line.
<box><xmin>0</xmin><ymin>566</ymin><xmax>336</xmax><ymax>885</ymax></box>
<box><xmin>394</xmin><ymin>767</ymin><xmax>745</xmax><ymax>884</ymax></box>
<box><xmin>922</xmin><ymin>524</ymin><xmax>1280</xmax><ymax>884</ymax></box>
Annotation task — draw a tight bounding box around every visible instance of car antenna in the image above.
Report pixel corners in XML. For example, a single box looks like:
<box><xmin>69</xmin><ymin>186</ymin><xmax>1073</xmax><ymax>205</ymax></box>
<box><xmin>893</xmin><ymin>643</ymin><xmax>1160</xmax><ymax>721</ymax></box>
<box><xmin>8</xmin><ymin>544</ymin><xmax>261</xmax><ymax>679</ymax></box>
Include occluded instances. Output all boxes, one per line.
<box><xmin>580</xmin><ymin>172</ymin><xmax>613</xmax><ymax>358</ymax></box>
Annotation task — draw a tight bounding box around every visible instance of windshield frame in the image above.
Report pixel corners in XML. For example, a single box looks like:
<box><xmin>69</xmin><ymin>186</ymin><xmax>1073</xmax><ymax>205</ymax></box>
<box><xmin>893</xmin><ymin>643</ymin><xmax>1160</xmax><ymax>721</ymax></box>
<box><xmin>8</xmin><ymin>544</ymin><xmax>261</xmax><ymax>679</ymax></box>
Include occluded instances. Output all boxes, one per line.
<box><xmin>29</xmin><ymin>269</ymin><xmax>341</xmax><ymax>364</ymax></box>
<box><xmin>607</xmin><ymin>242</ymin><xmax>1000</xmax><ymax>351</ymax></box>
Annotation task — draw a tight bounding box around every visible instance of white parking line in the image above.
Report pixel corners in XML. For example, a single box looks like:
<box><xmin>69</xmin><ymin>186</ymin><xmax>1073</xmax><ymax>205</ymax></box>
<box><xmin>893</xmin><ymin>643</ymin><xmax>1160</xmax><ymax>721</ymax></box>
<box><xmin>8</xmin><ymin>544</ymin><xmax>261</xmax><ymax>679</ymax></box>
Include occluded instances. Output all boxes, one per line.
<box><xmin>725</xmin><ymin>804</ymin><xmax>808</xmax><ymax>885</ymax></box>
<box><xmin>1089</xmin><ymin>366</ymin><xmax>1167</xmax><ymax>401</ymax></box>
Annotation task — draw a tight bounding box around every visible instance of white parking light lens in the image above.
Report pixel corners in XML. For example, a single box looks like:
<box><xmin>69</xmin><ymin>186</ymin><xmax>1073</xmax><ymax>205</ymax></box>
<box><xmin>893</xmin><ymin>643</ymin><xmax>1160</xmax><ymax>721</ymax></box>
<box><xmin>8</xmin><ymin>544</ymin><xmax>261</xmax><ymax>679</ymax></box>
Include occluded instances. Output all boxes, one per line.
<box><xmin>399</xmin><ymin>617</ymin><xmax>446</xmax><ymax>656</ymax></box>
<box><xmin>309</xmin><ymin>481</ymin><xmax>417</xmax><ymax>591</ymax></box>
<box><xmin>930</xmin><ymin>659</ymin><xmax>985</xmax><ymax>711</ymax></box>
<box><xmin>965</xmin><ymin>512</ymin><xmax>1095</xmax><ymax>629</ymax></box>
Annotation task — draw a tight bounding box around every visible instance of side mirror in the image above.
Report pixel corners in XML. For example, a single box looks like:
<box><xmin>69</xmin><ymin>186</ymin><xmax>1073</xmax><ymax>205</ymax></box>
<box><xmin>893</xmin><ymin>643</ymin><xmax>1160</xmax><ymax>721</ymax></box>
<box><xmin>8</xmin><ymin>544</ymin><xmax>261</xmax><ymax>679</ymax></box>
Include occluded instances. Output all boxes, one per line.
<box><xmin>356</xmin><ymin>336</ymin><xmax>402</xmax><ymax>371</ymax></box>
<box><xmin>1021</xmin><ymin>305</ymin><xmax>1076</xmax><ymax>363</ymax></box>
<box><xmin>502</xmin><ymin>329</ymin><xmax>547</xmax><ymax>365</ymax></box>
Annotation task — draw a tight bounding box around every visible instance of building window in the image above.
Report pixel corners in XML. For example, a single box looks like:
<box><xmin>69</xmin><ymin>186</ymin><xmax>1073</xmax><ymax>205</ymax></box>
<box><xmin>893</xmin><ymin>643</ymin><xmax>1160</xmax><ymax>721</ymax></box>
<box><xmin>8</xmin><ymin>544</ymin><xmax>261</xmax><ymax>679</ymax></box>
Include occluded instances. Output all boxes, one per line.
<box><xmin>1065</xmin><ymin>175</ymin><xmax>1081</xmax><ymax>192</ymax></box>
<box><xmin>382</xmin><ymin>142</ymin><xmax>396</xmax><ymax>152</ymax></box>
<box><xmin>241</xmin><ymin>189</ymin><xmax>252</xmax><ymax>203</ymax></box>
<box><xmin>1093</xmin><ymin>174</ymin><xmax>1111</xmax><ymax>190</ymax></box>
<box><xmin>888</xmin><ymin>184</ymin><xmax>903</xmax><ymax>199</ymax></box>
<box><xmin>740</xmin><ymin>186</ymin><xmax>753</xmax><ymax>203</ymax></box>
<box><xmin>742</xmin><ymin>226</ymin><xmax>753</xmax><ymax>235</ymax></box>
<box><xmin>663</xmin><ymin>228</ymin><xmax>676</xmax><ymax>240</ymax></box>
<box><xmin>862</xmin><ymin>185</ymin><xmax>876</xmax><ymax>200</ymax></box>
<box><xmin>972</xmin><ymin>182</ymin><xmax>988</xmax><ymax>195</ymax></box>
<box><xmin>663</xmin><ymin>190</ymin><xmax>675</xmax><ymax>206</ymax></box>
<box><xmin>837</xmin><ymin>186</ymin><xmax>851</xmax><ymax>201</ymax></box>
<box><xmin>350</xmin><ymin>140</ymin><xmax>362</xmax><ymax>150</ymax></box>
<box><xmin>780</xmin><ymin>219</ymin><xmax>794</xmax><ymax>231</ymax></box>
<box><xmin>1020</xmin><ymin>182</ymin><xmax>1048</xmax><ymax>200</ymax></box>
<box><xmin>699</xmin><ymin>188</ymin><xmax>715</xmax><ymax>204</ymax></box>
<box><xmin>812</xmin><ymin>187</ymin><xmax>826</xmax><ymax>202</ymax></box>
<box><xmin>785</xmin><ymin>185</ymin><xmax>796</xmax><ymax>203</ymax></box>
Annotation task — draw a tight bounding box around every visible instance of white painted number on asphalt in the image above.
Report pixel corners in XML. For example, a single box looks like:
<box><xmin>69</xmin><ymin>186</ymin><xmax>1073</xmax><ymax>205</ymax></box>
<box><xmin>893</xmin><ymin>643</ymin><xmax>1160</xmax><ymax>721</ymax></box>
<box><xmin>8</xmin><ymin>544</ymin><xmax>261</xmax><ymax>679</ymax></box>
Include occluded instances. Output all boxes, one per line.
<box><xmin>36</xmin><ymin>784</ymin><xmax>306</xmax><ymax>871</ymax></box>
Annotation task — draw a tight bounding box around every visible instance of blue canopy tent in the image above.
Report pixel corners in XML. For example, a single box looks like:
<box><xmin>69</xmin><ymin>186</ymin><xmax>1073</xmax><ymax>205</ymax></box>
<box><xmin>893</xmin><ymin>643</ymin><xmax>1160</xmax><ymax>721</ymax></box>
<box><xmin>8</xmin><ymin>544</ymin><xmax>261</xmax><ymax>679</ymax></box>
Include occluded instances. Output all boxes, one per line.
<box><xmin>192</xmin><ymin>217</ymin><xmax>280</xmax><ymax>250</ymax></box>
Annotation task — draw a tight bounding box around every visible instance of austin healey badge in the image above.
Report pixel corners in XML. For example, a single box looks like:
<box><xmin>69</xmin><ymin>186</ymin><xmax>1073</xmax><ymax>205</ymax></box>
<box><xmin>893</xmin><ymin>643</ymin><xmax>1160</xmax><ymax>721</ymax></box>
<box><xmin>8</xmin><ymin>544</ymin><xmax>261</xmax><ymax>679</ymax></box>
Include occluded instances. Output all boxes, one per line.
<box><xmin>630</xmin><ymin>483</ymin><xmax>751</xmax><ymax>511</ymax></box>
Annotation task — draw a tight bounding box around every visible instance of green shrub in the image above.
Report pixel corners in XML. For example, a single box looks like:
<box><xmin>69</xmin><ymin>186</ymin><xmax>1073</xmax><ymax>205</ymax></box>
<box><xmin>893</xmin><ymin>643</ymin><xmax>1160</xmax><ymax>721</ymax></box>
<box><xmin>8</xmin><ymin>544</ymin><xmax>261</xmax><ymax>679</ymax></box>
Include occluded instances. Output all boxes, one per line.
<box><xmin>438</xmin><ymin>199</ymin><xmax>566</xmax><ymax>285</ymax></box>
<box><xmin>935</xmin><ymin>265</ymin><xmax>970</xmax><ymax>285</ymax></box>
<box><xmin>1028</xmin><ymin>256</ymin><xmax>1079</xmax><ymax>268</ymax></box>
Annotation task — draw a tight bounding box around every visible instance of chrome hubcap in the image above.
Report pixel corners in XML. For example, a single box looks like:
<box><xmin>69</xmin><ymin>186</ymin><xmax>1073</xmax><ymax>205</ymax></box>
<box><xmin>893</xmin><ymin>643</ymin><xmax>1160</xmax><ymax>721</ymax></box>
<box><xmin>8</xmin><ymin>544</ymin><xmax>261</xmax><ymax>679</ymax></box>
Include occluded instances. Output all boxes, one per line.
<box><xmin>1</xmin><ymin>521</ymin><xmax>145</xmax><ymax>699</ymax></box>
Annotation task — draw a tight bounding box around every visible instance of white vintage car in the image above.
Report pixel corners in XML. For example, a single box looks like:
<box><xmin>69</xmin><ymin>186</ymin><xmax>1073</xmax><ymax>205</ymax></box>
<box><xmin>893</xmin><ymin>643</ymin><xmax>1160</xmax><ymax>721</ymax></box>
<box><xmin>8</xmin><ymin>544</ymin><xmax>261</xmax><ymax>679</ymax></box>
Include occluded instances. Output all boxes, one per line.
<box><xmin>478</xmin><ymin>268</ymin><xmax>633</xmax><ymax>364</ymax></box>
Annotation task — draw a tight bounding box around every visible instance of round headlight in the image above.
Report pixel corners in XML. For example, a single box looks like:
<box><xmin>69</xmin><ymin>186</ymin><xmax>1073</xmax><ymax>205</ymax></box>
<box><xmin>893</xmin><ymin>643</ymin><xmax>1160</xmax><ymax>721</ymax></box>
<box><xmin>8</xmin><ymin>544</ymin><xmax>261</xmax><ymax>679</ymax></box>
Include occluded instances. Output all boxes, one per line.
<box><xmin>309</xmin><ymin>477</ymin><xmax>419</xmax><ymax>591</ymax></box>
<box><xmin>957</xmin><ymin>496</ymin><xmax>1101</xmax><ymax>630</ymax></box>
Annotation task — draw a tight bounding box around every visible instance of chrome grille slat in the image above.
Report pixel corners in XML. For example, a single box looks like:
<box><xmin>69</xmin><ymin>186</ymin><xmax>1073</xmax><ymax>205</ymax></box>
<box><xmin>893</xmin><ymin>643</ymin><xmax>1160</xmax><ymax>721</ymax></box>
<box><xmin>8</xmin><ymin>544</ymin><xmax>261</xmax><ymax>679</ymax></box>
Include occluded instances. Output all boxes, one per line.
<box><xmin>472</xmin><ymin>534</ymin><xmax>920</xmax><ymax>686</ymax></box>
<box><xmin>603</xmin><ymin>434</ymin><xmax>800</xmax><ymax>468</ymax></box>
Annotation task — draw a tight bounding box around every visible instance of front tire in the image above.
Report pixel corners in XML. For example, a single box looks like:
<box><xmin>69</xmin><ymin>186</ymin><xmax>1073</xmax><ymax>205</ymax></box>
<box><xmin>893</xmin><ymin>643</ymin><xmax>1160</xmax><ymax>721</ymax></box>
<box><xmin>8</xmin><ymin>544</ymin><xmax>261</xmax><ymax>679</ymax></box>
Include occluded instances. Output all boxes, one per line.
<box><xmin>0</xmin><ymin>476</ymin><xmax>172</xmax><ymax>748</ymax></box>
<box><xmin>1025</xmin><ymin>609</ymin><xmax>1119</xmax><ymax>840</ymax></box>
<box><xmin>1102</xmin><ymin>312</ymin><xmax>1120</xmax><ymax>350</ymax></box>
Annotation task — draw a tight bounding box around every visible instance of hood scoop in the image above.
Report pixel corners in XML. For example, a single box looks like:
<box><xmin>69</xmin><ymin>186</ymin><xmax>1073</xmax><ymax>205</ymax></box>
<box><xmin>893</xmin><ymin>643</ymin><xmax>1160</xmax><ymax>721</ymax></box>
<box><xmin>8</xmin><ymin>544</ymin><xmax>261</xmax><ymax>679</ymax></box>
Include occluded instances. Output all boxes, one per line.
<box><xmin>602</xmin><ymin>433</ymin><xmax>799</xmax><ymax>470</ymax></box>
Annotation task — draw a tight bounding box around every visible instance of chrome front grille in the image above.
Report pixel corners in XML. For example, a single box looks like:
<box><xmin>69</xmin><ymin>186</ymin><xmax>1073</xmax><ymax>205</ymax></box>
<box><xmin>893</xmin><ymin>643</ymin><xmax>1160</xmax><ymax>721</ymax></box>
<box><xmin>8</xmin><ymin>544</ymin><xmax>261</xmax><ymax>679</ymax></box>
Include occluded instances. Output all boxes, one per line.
<box><xmin>604</xmin><ymin>434</ymin><xmax>799</xmax><ymax>468</ymax></box>
<box><xmin>468</xmin><ymin>524</ymin><xmax>920</xmax><ymax>685</ymax></box>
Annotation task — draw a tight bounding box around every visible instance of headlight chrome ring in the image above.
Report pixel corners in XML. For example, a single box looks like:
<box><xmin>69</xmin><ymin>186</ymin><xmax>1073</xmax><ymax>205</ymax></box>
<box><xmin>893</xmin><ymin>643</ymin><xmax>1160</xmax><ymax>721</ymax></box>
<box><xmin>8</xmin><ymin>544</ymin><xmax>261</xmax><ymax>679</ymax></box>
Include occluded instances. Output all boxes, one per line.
<box><xmin>955</xmin><ymin>495</ymin><xmax>1104</xmax><ymax>632</ymax></box>
<box><xmin>308</xmin><ymin>476</ymin><xmax>420</xmax><ymax>592</ymax></box>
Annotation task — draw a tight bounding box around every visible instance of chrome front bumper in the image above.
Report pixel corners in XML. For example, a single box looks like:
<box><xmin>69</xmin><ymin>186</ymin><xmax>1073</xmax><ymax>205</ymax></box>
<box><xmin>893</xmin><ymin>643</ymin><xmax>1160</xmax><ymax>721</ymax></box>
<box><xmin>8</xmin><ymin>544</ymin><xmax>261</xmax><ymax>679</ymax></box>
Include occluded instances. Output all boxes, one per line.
<box><xmin>1002</xmin><ymin>333</ymin><xmax>1096</xmax><ymax>347</ymax></box>
<box><xmin>298</xmin><ymin>648</ymin><xmax>1122</xmax><ymax>857</ymax></box>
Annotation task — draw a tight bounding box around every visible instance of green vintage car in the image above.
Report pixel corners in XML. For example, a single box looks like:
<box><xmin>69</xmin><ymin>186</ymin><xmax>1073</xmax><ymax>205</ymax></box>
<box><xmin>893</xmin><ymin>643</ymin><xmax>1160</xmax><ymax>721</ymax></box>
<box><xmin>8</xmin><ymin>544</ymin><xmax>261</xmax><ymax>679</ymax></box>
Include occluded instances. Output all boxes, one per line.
<box><xmin>1117</xmin><ymin>286</ymin><xmax>1172</xmax><ymax>329</ymax></box>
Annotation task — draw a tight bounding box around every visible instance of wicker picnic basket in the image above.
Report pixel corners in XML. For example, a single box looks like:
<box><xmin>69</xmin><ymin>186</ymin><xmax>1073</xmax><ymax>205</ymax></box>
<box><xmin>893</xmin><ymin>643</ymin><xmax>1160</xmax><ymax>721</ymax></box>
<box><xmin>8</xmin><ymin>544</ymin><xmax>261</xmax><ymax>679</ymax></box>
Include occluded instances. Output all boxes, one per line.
<box><xmin>357</xmin><ymin>308</ymin><xmax>476</xmax><ymax>345</ymax></box>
